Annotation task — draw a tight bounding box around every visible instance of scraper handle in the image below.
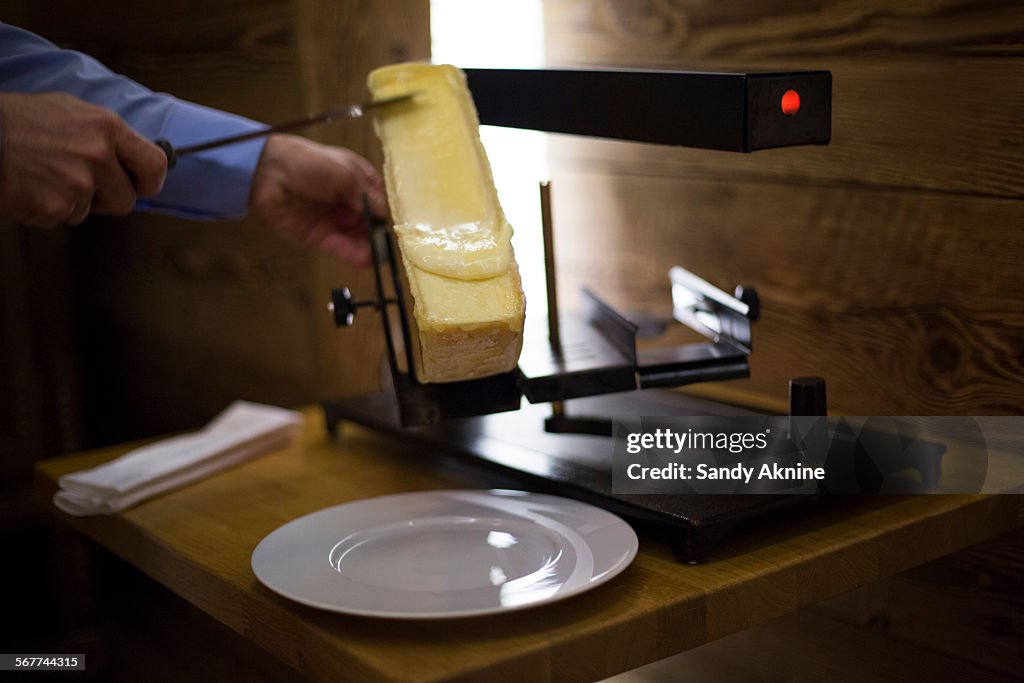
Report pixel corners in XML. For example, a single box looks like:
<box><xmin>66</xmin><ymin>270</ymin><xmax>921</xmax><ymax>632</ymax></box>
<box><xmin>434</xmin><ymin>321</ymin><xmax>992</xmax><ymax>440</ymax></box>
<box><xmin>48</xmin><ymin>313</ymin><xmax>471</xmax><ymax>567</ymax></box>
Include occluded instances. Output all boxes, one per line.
<box><xmin>151</xmin><ymin>92</ymin><xmax>415</xmax><ymax>173</ymax></box>
<box><xmin>155</xmin><ymin>139</ymin><xmax>177</xmax><ymax>169</ymax></box>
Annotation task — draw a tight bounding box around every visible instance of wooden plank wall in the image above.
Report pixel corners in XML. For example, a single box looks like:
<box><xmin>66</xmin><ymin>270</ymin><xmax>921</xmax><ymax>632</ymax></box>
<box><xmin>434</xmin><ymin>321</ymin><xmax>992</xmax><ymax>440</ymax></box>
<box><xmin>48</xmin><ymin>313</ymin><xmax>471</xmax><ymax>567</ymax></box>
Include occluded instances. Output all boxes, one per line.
<box><xmin>5</xmin><ymin>1</ymin><xmax>429</xmax><ymax>444</ymax></box>
<box><xmin>542</xmin><ymin>0</ymin><xmax>1024</xmax><ymax>415</ymax></box>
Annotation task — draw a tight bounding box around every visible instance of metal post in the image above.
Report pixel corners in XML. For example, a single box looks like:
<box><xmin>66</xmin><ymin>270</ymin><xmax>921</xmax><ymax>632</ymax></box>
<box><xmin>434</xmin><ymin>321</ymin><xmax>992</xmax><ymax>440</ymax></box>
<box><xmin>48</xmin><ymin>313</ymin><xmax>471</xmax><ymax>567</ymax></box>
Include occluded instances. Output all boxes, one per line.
<box><xmin>540</xmin><ymin>181</ymin><xmax>565</xmax><ymax>420</ymax></box>
<box><xmin>540</xmin><ymin>180</ymin><xmax>560</xmax><ymax>349</ymax></box>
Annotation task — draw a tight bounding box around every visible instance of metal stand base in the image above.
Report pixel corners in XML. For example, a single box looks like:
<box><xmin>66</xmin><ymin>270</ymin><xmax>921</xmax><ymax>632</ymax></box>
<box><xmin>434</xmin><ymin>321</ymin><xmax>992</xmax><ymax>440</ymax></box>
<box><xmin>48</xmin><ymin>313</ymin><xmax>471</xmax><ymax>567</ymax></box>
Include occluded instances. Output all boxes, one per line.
<box><xmin>324</xmin><ymin>388</ymin><xmax>816</xmax><ymax>563</ymax></box>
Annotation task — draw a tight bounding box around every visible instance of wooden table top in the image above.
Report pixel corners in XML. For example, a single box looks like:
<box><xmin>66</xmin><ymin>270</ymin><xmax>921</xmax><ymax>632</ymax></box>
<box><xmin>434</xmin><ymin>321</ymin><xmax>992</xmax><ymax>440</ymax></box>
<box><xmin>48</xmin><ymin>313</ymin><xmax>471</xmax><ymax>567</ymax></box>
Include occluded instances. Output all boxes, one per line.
<box><xmin>36</xmin><ymin>407</ymin><xmax>1023</xmax><ymax>683</ymax></box>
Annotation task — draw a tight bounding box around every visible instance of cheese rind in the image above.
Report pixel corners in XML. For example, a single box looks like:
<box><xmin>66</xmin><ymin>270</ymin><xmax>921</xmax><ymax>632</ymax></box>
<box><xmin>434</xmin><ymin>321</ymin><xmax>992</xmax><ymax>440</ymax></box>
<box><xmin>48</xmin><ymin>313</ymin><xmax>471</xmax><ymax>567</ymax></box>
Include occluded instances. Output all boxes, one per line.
<box><xmin>368</xmin><ymin>63</ymin><xmax>526</xmax><ymax>383</ymax></box>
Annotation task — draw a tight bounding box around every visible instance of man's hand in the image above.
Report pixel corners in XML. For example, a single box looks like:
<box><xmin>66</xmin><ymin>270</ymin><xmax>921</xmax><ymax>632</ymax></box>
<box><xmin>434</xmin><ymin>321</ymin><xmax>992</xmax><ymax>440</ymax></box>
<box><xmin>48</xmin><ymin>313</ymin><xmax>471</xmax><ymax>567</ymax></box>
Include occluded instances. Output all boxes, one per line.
<box><xmin>0</xmin><ymin>92</ymin><xmax>168</xmax><ymax>228</ymax></box>
<box><xmin>249</xmin><ymin>134</ymin><xmax>387</xmax><ymax>267</ymax></box>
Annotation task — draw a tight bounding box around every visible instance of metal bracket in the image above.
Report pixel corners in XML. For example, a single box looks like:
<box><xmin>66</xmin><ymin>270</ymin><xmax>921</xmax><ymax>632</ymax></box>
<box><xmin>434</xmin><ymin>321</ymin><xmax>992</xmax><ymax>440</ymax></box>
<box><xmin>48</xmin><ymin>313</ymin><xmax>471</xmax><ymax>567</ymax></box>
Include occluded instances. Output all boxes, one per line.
<box><xmin>328</xmin><ymin>200</ymin><xmax>761</xmax><ymax>427</ymax></box>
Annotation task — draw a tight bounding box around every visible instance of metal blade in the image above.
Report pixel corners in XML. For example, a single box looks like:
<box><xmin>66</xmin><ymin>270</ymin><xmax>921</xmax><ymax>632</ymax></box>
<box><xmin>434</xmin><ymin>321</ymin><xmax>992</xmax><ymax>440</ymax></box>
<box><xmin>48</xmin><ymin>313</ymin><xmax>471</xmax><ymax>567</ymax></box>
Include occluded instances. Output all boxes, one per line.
<box><xmin>174</xmin><ymin>92</ymin><xmax>417</xmax><ymax>157</ymax></box>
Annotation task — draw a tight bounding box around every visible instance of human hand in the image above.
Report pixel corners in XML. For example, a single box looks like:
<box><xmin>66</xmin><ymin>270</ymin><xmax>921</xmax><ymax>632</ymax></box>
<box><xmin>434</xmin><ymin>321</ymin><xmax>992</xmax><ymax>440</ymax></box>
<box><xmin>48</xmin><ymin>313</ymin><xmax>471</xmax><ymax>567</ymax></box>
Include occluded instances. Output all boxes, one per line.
<box><xmin>0</xmin><ymin>92</ymin><xmax>168</xmax><ymax>228</ymax></box>
<box><xmin>248</xmin><ymin>134</ymin><xmax>386</xmax><ymax>266</ymax></box>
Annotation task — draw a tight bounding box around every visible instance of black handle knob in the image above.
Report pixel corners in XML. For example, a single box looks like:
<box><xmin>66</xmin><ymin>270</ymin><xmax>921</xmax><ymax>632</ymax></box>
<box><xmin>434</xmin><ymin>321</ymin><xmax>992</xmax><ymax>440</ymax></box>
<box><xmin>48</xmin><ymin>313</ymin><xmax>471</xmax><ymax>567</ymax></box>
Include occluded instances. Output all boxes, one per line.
<box><xmin>734</xmin><ymin>285</ymin><xmax>760</xmax><ymax>321</ymax></box>
<box><xmin>329</xmin><ymin>287</ymin><xmax>371</xmax><ymax>326</ymax></box>
<box><xmin>789</xmin><ymin>376</ymin><xmax>827</xmax><ymax>416</ymax></box>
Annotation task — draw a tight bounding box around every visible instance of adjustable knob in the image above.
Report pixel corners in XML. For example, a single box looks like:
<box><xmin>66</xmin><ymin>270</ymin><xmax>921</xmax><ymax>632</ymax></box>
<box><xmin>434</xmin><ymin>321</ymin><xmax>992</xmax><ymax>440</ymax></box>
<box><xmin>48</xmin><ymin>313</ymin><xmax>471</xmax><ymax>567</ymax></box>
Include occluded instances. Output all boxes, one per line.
<box><xmin>734</xmin><ymin>285</ymin><xmax>760</xmax><ymax>321</ymax></box>
<box><xmin>328</xmin><ymin>287</ymin><xmax>374</xmax><ymax>327</ymax></box>
<box><xmin>789</xmin><ymin>376</ymin><xmax>827</xmax><ymax>416</ymax></box>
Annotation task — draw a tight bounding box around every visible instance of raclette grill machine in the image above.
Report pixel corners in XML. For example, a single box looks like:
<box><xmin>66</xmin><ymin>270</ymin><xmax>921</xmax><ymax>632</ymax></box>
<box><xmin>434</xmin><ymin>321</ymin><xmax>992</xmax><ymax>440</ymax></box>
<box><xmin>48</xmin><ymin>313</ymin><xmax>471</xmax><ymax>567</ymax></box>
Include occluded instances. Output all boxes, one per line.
<box><xmin>324</xmin><ymin>67</ymin><xmax>832</xmax><ymax>562</ymax></box>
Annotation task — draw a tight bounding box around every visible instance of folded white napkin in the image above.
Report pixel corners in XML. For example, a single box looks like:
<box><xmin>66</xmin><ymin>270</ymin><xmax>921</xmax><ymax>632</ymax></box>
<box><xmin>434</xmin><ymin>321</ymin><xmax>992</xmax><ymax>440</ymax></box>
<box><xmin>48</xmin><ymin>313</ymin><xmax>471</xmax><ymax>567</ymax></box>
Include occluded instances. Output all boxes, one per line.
<box><xmin>54</xmin><ymin>401</ymin><xmax>304</xmax><ymax>516</ymax></box>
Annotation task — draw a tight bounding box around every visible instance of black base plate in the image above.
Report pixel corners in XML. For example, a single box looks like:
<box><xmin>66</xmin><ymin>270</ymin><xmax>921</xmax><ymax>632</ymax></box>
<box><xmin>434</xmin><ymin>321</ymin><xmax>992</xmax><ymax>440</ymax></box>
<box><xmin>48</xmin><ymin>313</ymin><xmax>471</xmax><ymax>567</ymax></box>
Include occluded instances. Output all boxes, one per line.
<box><xmin>324</xmin><ymin>389</ymin><xmax>815</xmax><ymax>563</ymax></box>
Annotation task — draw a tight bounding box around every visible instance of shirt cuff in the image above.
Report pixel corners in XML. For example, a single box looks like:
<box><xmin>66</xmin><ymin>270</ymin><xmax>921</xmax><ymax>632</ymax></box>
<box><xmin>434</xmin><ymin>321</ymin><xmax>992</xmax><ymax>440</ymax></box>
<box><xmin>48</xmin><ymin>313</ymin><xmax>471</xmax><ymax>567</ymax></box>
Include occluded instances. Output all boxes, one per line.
<box><xmin>135</xmin><ymin>98</ymin><xmax>267</xmax><ymax>220</ymax></box>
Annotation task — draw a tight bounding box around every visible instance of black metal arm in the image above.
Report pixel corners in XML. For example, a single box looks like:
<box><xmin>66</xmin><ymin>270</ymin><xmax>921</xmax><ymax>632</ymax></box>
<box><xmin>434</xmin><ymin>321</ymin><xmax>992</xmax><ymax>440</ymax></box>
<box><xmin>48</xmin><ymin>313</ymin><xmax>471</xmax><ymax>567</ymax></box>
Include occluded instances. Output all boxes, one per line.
<box><xmin>464</xmin><ymin>67</ymin><xmax>831</xmax><ymax>151</ymax></box>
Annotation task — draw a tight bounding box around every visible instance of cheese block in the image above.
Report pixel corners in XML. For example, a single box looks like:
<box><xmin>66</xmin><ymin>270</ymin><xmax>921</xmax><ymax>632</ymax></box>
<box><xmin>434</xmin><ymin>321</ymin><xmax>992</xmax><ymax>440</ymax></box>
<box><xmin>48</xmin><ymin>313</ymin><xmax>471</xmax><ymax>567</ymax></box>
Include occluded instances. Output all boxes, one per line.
<box><xmin>368</xmin><ymin>63</ymin><xmax>526</xmax><ymax>383</ymax></box>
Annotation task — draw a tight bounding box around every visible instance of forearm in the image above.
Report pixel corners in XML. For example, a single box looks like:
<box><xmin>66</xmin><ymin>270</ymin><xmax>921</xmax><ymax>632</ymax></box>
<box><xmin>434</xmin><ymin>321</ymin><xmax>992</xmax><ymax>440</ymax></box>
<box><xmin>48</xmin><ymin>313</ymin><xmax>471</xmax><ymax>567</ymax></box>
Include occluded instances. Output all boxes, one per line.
<box><xmin>0</xmin><ymin>23</ymin><xmax>264</xmax><ymax>219</ymax></box>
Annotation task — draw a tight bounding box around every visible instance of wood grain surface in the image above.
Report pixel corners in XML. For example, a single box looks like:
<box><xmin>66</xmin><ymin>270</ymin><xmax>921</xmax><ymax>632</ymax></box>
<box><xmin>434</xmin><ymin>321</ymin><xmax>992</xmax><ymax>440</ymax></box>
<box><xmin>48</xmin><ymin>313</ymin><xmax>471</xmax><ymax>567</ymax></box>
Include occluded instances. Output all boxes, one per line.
<box><xmin>35</xmin><ymin>408</ymin><xmax>1023</xmax><ymax>683</ymax></box>
<box><xmin>16</xmin><ymin>1</ymin><xmax>301</xmax><ymax>118</ymax></box>
<box><xmin>544</xmin><ymin>0</ymin><xmax>1024</xmax><ymax>60</ymax></box>
<box><xmin>549</xmin><ymin>172</ymin><xmax>1024</xmax><ymax>415</ymax></box>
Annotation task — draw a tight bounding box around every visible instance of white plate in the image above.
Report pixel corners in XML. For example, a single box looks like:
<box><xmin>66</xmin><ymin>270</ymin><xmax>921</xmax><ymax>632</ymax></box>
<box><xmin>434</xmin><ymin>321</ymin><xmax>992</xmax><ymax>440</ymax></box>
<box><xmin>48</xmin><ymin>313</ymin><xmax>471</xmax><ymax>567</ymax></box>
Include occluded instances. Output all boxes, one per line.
<box><xmin>251</xmin><ymin>489</ymin><xmax>638</xmax><ymax>619</ymax></box>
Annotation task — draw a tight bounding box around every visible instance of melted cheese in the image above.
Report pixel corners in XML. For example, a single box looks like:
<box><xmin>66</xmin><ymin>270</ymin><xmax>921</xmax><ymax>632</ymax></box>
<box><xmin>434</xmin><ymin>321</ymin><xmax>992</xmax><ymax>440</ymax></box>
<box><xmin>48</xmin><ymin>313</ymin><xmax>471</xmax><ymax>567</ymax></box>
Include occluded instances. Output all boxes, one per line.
<box><xmin>370</xmin><ymin>64</ymin><xmax>511</xmax><ymax>281</ymax></box>
<box><xmin>394</xmin><ymin>220</ymin><xmax>511</xmax><ymax>281</ymax></box>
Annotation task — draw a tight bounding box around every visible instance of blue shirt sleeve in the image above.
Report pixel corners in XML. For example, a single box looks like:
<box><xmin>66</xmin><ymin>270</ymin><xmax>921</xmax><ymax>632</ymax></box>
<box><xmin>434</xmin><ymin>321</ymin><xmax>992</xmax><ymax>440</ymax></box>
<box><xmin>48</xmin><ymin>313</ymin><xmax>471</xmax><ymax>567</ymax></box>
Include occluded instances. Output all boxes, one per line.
<box><xmin>0</xmin><ymin>23</ymin><xmax>266</xmax><ymax>220</ymax></box>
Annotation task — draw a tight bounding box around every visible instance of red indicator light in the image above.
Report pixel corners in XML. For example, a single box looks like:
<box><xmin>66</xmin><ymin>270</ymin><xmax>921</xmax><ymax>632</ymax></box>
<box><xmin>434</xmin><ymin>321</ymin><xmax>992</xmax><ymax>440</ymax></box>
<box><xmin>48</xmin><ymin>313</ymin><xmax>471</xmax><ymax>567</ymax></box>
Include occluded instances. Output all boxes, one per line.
<box><xmin>781</xmin><ymin>89</ymin><xmax>800</xmax><ymax>116</ymax></box>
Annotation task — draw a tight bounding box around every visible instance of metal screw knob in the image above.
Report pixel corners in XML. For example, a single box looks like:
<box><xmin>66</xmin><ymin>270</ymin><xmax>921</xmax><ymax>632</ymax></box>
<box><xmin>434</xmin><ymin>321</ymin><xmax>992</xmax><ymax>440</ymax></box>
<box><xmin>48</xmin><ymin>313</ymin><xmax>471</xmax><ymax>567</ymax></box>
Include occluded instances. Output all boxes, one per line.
<box><xmin>328</xmin><ymin>287</ymin><xmax>373</xmax><ymax>327</ymax></box>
